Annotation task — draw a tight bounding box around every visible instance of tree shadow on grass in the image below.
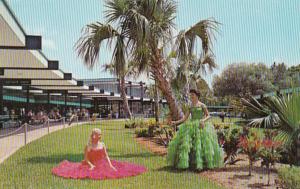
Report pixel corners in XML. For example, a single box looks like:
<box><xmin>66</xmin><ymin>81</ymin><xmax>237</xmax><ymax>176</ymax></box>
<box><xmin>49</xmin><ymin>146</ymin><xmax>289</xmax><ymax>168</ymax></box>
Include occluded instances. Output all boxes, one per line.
<box><xmin>155</xmin><ymin>166</ymin><xmax>196</xmax><ymax>173</ymax></box>
<box><xmin>27</xmin><ymin>153</ymin><xmax>83</xmax><ymax>164</ymax></box>
<box><xmin>110</xmin><ymin>152</ymin><xmax>157</xmax><ymax>159</ymax></box>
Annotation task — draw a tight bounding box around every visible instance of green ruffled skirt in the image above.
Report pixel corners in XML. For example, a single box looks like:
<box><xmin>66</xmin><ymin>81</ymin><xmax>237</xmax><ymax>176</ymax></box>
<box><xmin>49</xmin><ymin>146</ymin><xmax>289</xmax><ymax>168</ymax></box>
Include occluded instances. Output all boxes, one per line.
<box><xmin>167</xmin><ymin>120</ymin><xmax>224</xmax><ymax>170</ymax></box>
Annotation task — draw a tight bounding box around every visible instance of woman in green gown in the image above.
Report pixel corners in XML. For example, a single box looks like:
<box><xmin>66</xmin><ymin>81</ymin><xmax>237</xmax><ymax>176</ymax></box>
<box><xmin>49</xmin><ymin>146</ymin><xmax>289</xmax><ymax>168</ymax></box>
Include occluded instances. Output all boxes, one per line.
<box><xmin>167</xmin><ymin>89</ymin><xmax>223</xmax><ymax>170</ymax></box>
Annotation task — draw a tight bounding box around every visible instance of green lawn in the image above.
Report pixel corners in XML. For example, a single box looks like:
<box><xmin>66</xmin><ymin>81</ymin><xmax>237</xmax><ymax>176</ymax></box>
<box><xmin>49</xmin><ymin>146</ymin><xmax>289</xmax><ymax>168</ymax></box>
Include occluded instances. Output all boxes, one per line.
<box><xmin>0</xmin><ymin>120</ymin><xmax>225</xmax><ymax>189</ymax></box>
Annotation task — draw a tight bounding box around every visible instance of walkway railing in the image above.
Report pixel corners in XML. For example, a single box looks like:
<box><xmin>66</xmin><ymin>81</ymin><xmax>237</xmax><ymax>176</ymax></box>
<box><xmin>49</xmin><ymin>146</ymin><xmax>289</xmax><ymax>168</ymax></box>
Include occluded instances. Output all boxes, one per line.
<box><xmin>0</xmin><ymin>116</ymin><xmax>85</xmax><ymax>145</ymax></box>
<box><xmin>0</xmin><ymin>116</ymin><xmax>93</xmax><ymax>164</ymax></box>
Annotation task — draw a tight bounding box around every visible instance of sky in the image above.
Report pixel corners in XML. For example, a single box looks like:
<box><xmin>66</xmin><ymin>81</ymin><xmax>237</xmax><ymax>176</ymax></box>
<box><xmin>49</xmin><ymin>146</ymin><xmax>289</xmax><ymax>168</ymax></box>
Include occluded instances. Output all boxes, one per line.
<box><xmin>6</xmin><ymin>0</ymin><xmax>300</xmax><ymax>86</ymax></box>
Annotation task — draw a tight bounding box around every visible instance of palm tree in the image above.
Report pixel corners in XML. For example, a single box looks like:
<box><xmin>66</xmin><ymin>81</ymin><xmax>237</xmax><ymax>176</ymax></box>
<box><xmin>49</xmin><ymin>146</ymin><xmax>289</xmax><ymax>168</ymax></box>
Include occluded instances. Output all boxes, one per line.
<box><xmin>103</xmin><ymin>63</ymin><xmax>132</xmax><ymax>119</ymax></box>
<box><xmin>146</xmin><ymin>82</ymin><xmax>160</xmax><ymax>124</ymax></box>
<box><xmin>234</xmin><ymin>92</ymin><xmax>300</xmax><ymax>165</ymax></box>
<box><xmin>75</xmin><ymin>0</ymin><xmax>219</xmax><ymax>121</ymax></box>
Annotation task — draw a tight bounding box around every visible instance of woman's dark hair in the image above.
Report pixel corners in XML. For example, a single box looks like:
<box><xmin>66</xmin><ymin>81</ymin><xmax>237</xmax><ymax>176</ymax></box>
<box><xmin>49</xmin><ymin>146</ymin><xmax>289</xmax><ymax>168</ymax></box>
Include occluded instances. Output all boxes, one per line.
<box><xmin>189</xmin><ymin>89</ymin><xmax>201</xmax><ymax>97</ymax></box>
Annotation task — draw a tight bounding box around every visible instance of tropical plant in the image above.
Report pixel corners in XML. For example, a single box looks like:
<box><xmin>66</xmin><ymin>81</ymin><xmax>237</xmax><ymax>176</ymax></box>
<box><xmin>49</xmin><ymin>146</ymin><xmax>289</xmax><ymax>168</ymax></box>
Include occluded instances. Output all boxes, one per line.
<box><xmin>260</xmin><ymin>135</ymin><xmax>282</xmax><ymax>185</ymax></box>
<box><xmin>238</xmin><ymin>129</ymin><xmax>263</xmax><ymax>176</ymax></box>
<box><xmin>219</xmin><ymin>127</ymin><xmax>242</xmax><ymax>165</ymax></box>
<box><xmin>75</xmin><ymin>0</ymin><xmax>219</xmax><ymax>121</ymax></box>
<box><xmin>234</xmin><ymin>91</ymin><xmax>300</xmax><ymax>165</ymax></box>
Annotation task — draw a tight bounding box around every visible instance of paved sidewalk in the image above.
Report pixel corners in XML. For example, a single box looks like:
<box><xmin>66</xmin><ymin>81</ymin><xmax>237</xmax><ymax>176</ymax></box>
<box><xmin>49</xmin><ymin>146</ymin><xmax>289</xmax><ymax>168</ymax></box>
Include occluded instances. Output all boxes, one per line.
<box><xmin>0</xmin><ymin>121</ymin><xmax>90</xmax><ymax>164</ymax></box>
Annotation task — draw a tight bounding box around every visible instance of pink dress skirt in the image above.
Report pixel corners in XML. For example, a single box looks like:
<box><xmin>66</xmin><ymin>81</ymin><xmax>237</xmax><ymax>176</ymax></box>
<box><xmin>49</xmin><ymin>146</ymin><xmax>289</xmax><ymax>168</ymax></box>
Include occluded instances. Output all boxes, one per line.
<box><xmin>52</xmin><ymin>148</ymin><xmax>147</xmax><ymax>180</ymax></box>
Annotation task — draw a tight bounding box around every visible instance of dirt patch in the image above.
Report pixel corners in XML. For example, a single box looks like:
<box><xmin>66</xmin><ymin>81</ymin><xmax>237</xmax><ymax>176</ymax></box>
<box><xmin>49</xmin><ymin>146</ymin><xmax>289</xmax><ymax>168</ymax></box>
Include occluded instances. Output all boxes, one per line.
<box><xmin>135</xmin><ymin>137</ymin><xmax>167</xmax><ymax>156</ymax></box>
<box><xmin>135</xmin><ymin>136</ymin><xmax>287</xmax><ymax>189</ymax></box>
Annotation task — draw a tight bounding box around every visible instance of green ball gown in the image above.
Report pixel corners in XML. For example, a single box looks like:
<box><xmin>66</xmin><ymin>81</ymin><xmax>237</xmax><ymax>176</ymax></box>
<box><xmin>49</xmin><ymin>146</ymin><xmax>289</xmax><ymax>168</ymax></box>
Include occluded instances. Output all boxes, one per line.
<box><xmin>167</xmin><ymin>105</ymin><xmax>224</xmax><ymax>170</ymax></box>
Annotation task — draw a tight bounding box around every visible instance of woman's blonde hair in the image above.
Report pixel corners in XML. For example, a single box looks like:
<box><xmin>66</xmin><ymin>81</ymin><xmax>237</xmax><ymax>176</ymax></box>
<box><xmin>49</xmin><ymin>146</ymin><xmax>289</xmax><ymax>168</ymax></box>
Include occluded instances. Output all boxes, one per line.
<box><xmin>87</xmin><ymin>128</ymin><xmax>102</xmax><ymax>147</ymax></box>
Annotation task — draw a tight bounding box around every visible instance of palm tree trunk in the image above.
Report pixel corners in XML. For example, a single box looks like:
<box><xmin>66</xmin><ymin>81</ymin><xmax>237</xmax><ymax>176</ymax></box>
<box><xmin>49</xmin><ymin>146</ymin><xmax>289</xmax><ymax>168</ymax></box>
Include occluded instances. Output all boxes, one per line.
<box><xmin>151</xmin><ymin>52</ymin><xmax>183</xmax><ymax>121</ymax></box>
<box><xmin>120</xmin><ymin>76</ymin><xmax>132</xmax><ymax>119</ymax></box>
<box><xmin>154</xmin><ymin>79</ymin><xmax>160</xmax><ymax>124</ymax></box>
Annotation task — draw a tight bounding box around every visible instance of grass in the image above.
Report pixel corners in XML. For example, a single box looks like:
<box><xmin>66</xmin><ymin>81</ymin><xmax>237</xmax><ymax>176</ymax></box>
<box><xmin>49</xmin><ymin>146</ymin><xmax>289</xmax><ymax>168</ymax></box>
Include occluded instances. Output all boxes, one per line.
<box><xmin>210</xmin><ymin>117</ymin><xmax>242</xmax><ymax>125</ymax></box>
<box><xmin>278</xmin><ymin>166</ymin><xmax>300</xmax><ymax>189</ymax></box>
<box><xmin>0</xmin><ymin>120</ymin><xmax>225</xmax><ymax>189</ymax></box>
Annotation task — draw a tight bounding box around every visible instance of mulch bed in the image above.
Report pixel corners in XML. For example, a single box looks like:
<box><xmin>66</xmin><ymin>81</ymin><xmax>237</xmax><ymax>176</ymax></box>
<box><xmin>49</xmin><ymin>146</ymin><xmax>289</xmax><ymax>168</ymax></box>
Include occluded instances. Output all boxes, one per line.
<box><xmin>135</xmin><ymin>136</ymin><xmax>287</xmax><ymax>189</ymax></box>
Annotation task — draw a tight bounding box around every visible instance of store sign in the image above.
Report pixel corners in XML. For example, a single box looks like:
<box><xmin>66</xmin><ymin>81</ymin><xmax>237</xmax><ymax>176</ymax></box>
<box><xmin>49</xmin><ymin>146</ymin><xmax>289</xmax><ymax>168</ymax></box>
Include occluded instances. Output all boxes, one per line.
<box><xmin>1</xmin><ymin>79</ymin><xmax>31</xmax><ymax>85</ymax></box>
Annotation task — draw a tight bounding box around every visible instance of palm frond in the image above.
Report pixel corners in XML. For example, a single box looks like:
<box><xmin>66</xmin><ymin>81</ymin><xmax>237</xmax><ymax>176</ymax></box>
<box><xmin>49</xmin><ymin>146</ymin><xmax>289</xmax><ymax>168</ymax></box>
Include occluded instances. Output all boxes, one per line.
<box><xmin>75</xmin><ymin>23</ymin><xmax>119</xmax><ymax>67</ymax></box>
<box><xmin>104</xmin><ymin>0</ymin><xmax>131</xmax><ymax>23</ymax></box>
<box><xmin>175</xmin><ymin>18</ymin><xmax>220</xmax><ymax>60</ymax></box>
<box><xmin>111</xmin><ymin>36</ymin><xmax>127</xmax><ymax>77</ymax></box>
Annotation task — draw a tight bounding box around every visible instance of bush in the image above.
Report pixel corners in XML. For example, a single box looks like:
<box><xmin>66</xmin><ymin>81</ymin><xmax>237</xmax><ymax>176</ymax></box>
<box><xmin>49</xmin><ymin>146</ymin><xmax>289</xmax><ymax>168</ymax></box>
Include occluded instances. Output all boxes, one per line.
<box><xmin>278</xmin><ymin>167</ymin><xmax>300</xmax><ymax>189</ymax></box>
<box><xmin>219</xmin><ymin>127</ymin><xmax>242</xmax><ymax>165</ymax></box>
<box><xmin>213</xmin><ymin>123</ymin><xmax>231</xmax><ymax>130</ymax></box>
<box><xmin>124</xmin><ymin>120</ymin><xmax>137</xmax><ymax>128</ymax></box>
<box><xmin>125</xmin><ymin>118</ymin><xmax>157</xmax><ymax>129</ymax></box>
<box><xmin>135</xmin><ymin>128</ymin><xmax>149</xmax><ymax>137</ymax></box>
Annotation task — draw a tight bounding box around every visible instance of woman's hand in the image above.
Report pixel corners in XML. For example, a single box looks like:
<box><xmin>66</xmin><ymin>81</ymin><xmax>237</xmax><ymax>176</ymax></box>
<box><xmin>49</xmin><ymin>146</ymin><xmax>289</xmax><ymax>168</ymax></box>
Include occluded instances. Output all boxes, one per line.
<box><xmin>111</xmin><ymin>166</ymin><xmax>117</xmax><ymax>171</ymax></box>
<box><xmin>89</xmin><ymin>164</ymin><xmax>95</xmax><ymax>170</ymax></box>
<box><xmin>167</xmin><ymin>119</ymin><xmax>174</xmax><ymax>126</ymax></box>
<box><xmin>199</xmin><ymin>120</ymin><xmax>205</xmax><ymax>129</ymax></box>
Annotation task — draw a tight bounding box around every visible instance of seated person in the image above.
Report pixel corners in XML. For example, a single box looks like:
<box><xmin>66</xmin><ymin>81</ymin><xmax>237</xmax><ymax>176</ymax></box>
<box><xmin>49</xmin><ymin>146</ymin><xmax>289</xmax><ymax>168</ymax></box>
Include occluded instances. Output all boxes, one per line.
<box><xmin>52</xmin><ymin>128</ymin><xmax>147</xmax><ymax>179</ymax></box>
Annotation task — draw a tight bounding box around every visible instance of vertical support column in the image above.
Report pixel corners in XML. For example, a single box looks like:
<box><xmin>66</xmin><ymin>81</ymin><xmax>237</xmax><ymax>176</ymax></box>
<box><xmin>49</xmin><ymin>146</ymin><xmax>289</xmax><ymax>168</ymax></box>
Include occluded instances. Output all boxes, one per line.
<box><xmin>129</xmin><ymin>82</ymin><xmax>132</xmax><ymax>96</ymax></box>
<box><xmin>0</xmin><ymin>82</ymin><xmax>3</xmax><ymax>115</ymax></box>
<box><xmin>140</xmin><ymin>82</ymin><xmax>144</xmax><ymax>114</ymax></box>
<box><xmin>64</xmin><ymin>91</ymin><xmax>67</xmax><ymax>112</ymax></box>
<box><xmin>130</xmin><ymin>101</ymin><xmax>133</xmax><ymax>114</ymax></box>
<box><xmin>47</xmin><ymin>92</ymin><xmax>50</xmax><ymax>112</ymax></box>
<box><xmin>26</xmin><ymin>87</ymin><xmax>30</xmax><ymax>114</ymax></box>
<box><xmin>79</xmin><ymin>95</ymin><xmax>82</xmax><ymax>111</ymax></box>
<box><xmin>95</xmin><ymin>98</ymin><xmax>98</xmax><ymax>113</ymax></box>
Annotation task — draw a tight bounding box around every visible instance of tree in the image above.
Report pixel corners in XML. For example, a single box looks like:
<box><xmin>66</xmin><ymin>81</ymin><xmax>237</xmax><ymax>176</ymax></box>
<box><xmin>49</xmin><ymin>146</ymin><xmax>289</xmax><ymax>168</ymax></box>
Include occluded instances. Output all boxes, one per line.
<box><xmin>287</xmin><ymin>64</ymin><xmax>300</xmax><ymax>87</ymax></box>
<box><xmin>76</xmin><ymin>0</ymin><xmax>219</xmax><ymax>121</ymax></box>
<box><xmin>172</xmin><ymin>52</ymin><xmax>217</xmax><ymax>105</ymax></box>
<box><xmin>103</xmin><ymin>63</ymin><xmax>132</xmax><ymax>119</ymax></box>
<box><xmin>213</xmin><ymin>63</ymin><xmax>275</xmax><ymax>97</ymax></box>
<box><xmin>145</xmin><ymin>82</ymin><xmax>160</xmax><ymax>124</ymax></box>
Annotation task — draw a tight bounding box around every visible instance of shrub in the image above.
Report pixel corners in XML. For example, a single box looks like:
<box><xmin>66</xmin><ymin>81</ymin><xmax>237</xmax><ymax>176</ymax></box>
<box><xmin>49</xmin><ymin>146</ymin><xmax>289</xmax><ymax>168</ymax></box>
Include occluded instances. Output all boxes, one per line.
<box><xmin>238</xmin><ymin>129</ymin><xmax>263</xmax><ymax>176</ymax></box>
<box><xmin>124</xmin><ymin>120</ymin><xmax>137</xmax><ymax>128</ymax></box>
<box><xmin>213</xmin><ymin>123</ymin><xmax>231</xmax><ymax>130</ymax></box>
<box><xmin>278</xmin><ymin>167</ymin><xmax>300</xmax><ymax>189</ymax></box>
<box><xmin>219</xmin><ymin>127</ymin><xmax>242</xmax><ymax>165</ymax></box>
<box><xmin>135</xmin><ymin>128</ymin><xmax>149</xmax><ymax>137</ymax></box>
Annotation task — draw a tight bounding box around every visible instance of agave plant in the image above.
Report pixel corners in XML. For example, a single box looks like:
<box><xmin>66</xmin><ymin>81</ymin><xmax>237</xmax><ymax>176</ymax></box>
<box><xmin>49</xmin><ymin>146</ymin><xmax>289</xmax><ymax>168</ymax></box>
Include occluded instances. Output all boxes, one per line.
<box><xmin>235</xmin><ymin>91</ymin><xmax>300</xmax><ymax>165</ymax></box>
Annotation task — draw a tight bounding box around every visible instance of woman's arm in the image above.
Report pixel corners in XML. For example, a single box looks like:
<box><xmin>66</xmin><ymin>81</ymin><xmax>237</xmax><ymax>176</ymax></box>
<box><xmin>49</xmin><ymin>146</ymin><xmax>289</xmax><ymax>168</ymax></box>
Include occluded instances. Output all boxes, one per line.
<box><xmin>171</xmin><ymin>110</ymin><xmax>190</xmax><ymax>125</ymax></box>
<box><xmin>199</xmin><ymin>103</ymin><xmax>211</xmax><ymax>128</ymax></box>
<box><xmin>104</xmin><ymin>146</ymin><xmax>117</xmax><ymax>171</ymax></box>
<box><xmin>84</xmin><ymin>145</ymin><xmax>95</xmax><ymax>170</ymax></box>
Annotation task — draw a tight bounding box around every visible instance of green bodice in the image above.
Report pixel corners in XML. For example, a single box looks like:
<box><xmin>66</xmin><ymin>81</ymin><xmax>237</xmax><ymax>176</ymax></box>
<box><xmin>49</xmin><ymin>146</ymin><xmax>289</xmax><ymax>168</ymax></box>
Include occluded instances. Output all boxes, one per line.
<box><xmin>190</xmin><ymin>107</ymin><xmax>204</xmax><ymax>120</ymax></box>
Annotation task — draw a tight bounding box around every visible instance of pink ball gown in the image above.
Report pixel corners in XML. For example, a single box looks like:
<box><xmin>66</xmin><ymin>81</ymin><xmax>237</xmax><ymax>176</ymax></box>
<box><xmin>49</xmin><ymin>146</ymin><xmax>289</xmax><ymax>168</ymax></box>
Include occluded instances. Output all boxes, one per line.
<box><xmin>52</xmin><ymin>147</ymin><xmax>147</xmax><ymax>180</ymax></box>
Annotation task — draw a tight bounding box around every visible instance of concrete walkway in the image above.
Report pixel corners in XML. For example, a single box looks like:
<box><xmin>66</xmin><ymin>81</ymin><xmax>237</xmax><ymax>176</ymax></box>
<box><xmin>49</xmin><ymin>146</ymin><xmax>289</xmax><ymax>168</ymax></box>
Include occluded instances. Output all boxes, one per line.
<box><xmin>0</xmin><ymin>120</ymin><xmax>90</xmax><ymax>164</ymax></box>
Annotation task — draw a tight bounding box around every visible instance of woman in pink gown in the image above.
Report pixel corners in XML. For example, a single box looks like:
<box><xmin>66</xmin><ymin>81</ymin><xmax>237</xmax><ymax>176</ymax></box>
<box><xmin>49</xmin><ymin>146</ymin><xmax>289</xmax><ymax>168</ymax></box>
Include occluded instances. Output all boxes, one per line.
<box><xmin>52</xmin><ymin>128</ymin><xmax>147</xmax><ymax>179</ymax></box>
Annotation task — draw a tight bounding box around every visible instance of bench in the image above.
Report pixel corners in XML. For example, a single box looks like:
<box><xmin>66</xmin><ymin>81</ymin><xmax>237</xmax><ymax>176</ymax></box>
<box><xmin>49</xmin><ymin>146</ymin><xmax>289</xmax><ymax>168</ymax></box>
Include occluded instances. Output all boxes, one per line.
<box><xmin>0</xmin><ymin>115</ymin><xmax>20</xmax><ymax>128</ymax></box>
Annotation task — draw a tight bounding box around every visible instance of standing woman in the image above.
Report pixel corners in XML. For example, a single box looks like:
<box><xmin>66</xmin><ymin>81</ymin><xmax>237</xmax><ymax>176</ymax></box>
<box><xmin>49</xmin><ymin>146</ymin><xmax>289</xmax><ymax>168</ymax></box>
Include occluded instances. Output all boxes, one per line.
<box><xmin>167</xmin><ymin>89</ymin><xmax>223</xmax><ymax>170</ymax></box>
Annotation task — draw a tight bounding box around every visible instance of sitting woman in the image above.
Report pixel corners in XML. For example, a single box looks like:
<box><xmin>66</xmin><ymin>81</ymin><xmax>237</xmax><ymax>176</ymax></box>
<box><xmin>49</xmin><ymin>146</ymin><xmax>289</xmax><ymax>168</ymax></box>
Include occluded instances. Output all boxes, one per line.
<box><xmin>167</xmin><ymin>89</ymin><xmax>224</xmax><ymax>170</ymax></box>
<box><xmin>52</xmin><ymin>128</ymin><xmax>147</xmax><ymax>179</ymax></box>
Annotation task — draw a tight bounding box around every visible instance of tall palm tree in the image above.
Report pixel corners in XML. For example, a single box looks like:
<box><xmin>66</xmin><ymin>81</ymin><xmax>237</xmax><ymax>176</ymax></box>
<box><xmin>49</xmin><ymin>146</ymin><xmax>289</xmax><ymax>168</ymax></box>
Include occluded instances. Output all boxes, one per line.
<box><xmin>172</xmin><ymin>53</ymin><xmax>217</xmax><ymax>104</ymax></box>
<box><xmin>234</xmin><ymin>92</ymin><xmax>300</xmax><ymax>165</ymax></box>
<box><xmin>76</xmin><ymin>0</ymin><xmax>219</xmax><ymax>121</ymax></box>
<box><xmin>103</xmin><ymin>63</ymin><xmax>133</xmax><ymax>119</ymax></box>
